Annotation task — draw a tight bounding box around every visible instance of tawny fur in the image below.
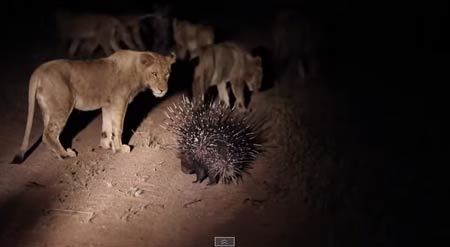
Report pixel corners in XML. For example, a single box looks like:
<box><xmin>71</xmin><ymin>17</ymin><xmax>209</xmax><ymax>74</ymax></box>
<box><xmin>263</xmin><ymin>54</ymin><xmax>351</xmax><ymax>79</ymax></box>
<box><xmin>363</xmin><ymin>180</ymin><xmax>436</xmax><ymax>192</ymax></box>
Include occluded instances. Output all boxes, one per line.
<box><xmin>12</xmin><ymin>50</ymin><xmax>175</xmax><ymax>164</ymax></box>
<box><xmin>56</xmin><ymin>12</ymin><xmax>137</xmax><ymax>57</ymax></box>
<box><xmin>172</xmin><ymin>19</ymin><xmax>214</xmax><ymax>60</ymax></box>
<box><xmin>192</xmin><ymin>42</ymin><xmax>263</xmax><ymax>110</ymax></box>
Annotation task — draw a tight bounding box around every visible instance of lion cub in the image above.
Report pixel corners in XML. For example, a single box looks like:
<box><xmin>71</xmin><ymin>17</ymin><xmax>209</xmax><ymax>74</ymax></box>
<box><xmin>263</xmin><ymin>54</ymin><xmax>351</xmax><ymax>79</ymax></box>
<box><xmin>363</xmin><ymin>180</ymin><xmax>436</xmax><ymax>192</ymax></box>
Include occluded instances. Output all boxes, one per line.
<box><xmin>12</xmin><ymin>50</ymin><xmax>175</xmax><ymax>163</ymax></box>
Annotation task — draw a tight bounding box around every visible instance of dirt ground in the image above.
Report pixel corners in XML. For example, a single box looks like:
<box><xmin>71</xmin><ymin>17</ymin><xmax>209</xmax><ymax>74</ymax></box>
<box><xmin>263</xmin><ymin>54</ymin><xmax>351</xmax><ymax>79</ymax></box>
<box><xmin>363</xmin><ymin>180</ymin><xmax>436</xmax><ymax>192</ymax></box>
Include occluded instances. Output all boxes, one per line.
<box><xmin>0</xmin><ymin>93</ymin><xmax>310</xmax><ymax>247</ymax></box>
<box><xmin>0</xmin><ymin>47</ymin><xmax>320</xmax><ymax>246</ymax></box>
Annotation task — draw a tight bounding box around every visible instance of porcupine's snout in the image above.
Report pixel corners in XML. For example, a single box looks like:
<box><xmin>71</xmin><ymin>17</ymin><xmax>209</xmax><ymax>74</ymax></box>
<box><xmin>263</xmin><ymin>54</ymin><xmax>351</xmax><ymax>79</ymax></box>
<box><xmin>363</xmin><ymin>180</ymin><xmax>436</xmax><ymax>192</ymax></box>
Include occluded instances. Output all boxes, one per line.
<box><xmin>181</xmin><ymin>165</ymin><xmax>195</xmax><ymax>174</ymax></box>
<box><xmin>179</xmin><ymin>154</ymin><xmax>195</xmax><ymax>174</ymax></box>
<box><xmin>180</xmin><ymin>155</ymin><xmax>217</xmax><ymax>184</ymax></box>
<box><xmin>193</xmin><ymin>166</ymin><xmax>208</xmax><ymax>183</ymax></box>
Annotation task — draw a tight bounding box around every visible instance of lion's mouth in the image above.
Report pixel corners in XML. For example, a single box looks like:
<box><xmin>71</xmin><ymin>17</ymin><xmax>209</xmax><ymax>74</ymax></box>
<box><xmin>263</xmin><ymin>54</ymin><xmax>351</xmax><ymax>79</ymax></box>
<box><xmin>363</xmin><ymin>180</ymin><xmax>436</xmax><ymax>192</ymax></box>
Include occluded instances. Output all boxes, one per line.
<box><xmin>153</xmin><ymin>90</ymin><xmax>167</xmax><ymax>97</ymax></box>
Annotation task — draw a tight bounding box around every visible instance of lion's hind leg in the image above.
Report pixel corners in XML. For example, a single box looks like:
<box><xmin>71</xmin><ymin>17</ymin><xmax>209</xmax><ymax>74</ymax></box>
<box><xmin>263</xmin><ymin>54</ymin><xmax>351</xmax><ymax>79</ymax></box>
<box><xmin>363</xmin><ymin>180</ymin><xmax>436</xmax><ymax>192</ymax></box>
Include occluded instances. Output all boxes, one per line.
<box><xmin>79</xmin><ymin>38</ymin><xmax>99</xmax><ymax>58</ymax></box>
<box><xmin>216</xmin><ymin>82</ymin><xmax>230</xmax><ymax>107</ymax></box>
<box><xmin>43</xmin><ymin>120</ymin><xmax>76</xmax><ymax>159</ymax></box>
<box><xmin>131</xmin><ymin>25</ymin><xmax>146</xmax><ymax>50</ymax></box>
<box><xmin>192</xmin><ymin>66</ymin><xmax>206</xmax><ymax>103</ymax></box>
<box><xmin>231</xmin><ymin>80</ymin><xmax>246</xmax><ymax>111</ymax></box>
<box><xmin>38</xmin><ymin>93</ymin><xmax>76</xmax><ymax>159</ymax></box>
<box><xmin>68</xmin><ymin>39</ymin><xmax>81</xmax><ymax>57</ymax></box>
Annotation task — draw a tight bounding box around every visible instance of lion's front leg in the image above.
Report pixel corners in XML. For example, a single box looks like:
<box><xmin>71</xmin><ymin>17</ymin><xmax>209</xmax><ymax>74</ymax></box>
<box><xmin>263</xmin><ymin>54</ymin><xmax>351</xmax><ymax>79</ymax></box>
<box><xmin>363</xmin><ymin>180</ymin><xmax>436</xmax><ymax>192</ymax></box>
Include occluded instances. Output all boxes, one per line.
<box><xmin>80</xmin><ymin>38</ymin><xmax>99</xmax><ymax>58</ymax></box>
<box><xmin>110</xmin><ymin>103</ymin><xmax>130</xmax><ymax>153</ymax></box>
<box><xmin>100</xmin><ymin>107</ymin><xmax>113</xmax><ymax>149</ymax></box>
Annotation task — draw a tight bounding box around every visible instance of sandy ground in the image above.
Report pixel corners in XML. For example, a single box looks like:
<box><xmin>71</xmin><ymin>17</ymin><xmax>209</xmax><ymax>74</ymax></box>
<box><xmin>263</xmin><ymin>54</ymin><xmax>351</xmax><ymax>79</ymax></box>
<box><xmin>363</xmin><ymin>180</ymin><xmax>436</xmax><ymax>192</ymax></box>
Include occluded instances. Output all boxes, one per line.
<box><xmin>0</xmin><ymin>8</ymin><xmax>326</xmax><ymax>245</ymax></box>
<box><xmin>0</xmin><ymin>57</ymin><xmax>320</xmax><ymax>246</ymax></box>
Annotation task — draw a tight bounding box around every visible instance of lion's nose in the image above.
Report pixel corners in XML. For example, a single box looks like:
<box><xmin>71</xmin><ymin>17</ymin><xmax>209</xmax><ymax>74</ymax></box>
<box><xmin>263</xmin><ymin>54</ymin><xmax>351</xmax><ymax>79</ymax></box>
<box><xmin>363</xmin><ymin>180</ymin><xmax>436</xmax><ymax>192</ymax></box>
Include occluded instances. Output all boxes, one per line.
<box><xmin>153</xmin><ymin>86</ymin><xmax>167</xmax><ymax>97</ymax></box>
<box><xmin>158</xmin><ymin>86</ymin><xmax>166</xmax><ymax>92</ymax></box>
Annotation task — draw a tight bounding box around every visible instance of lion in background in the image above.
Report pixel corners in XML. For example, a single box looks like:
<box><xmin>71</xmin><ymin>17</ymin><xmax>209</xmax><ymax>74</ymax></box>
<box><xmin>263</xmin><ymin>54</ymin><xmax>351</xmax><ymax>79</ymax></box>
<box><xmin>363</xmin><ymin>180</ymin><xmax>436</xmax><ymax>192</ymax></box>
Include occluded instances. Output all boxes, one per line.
<box><xmin>12</xmin><ymin>50</ymin><xmax>176</xmax><ymax>164</ymax></box>
<box><xmin>56</xmin><ymin>11</ymin><xmax>138</xmax><ymax>57</ymax></box>
<box><xmin>192</xmin><ymin>42</ymin><xmax>263</xmax><ymax>111</ymax></box>
<box><xmin>118</xmin><ymin>3</ymin><xmax>172</xmax><ymax>54</ymax></box>
<box><xmin>172</xmin><ymin>19</ymin><xmax>214</xmax><ymax>60</ymax></box>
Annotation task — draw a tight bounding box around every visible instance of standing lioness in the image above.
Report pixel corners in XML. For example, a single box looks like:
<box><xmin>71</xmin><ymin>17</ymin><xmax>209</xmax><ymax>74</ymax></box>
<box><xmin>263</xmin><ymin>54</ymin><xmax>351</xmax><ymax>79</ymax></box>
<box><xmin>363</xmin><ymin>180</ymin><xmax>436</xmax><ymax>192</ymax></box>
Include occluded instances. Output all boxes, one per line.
<box><xmin>12</xmin><ymin>50</ymin><xmax>175</xmax><ymax>164</ymax></box>
<box><xmin>193</xmin><ymin>42</ymin><xmax>262</xmax><ymax>110</ymax></box>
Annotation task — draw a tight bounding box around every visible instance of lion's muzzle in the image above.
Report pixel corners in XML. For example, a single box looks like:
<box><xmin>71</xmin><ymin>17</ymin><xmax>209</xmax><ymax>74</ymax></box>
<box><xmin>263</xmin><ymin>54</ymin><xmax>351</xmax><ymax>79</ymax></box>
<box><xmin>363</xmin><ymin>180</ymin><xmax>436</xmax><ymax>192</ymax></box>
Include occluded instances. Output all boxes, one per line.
<box><xmin>152</xmin><ymin>88</ymin><xmax>167</xmax><ymax>97</ymax></box>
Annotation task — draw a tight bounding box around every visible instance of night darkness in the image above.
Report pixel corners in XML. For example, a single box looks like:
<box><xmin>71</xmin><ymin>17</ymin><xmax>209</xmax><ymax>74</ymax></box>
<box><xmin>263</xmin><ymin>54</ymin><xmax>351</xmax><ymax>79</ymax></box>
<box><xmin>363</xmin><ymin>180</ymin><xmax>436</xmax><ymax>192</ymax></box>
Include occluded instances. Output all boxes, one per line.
<box><xmin>0</xmin><ymin>0</ymin><xmax>448</xmax><ymax>246</ymax></box>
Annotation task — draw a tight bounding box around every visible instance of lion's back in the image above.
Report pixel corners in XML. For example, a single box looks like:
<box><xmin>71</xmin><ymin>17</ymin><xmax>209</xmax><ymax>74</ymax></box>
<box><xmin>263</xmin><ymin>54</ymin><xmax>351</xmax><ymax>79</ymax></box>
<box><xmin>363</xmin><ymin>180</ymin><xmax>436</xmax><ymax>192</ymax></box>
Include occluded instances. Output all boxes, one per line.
<box><xmin>31</xmin><ymin>60</ymin><xmax>73</xmax><ymax>82</ymax></box>
<box><xmin>212</xmin><ymin>42</ymin><xmax>249</xmax><ymax>76</ymax></box>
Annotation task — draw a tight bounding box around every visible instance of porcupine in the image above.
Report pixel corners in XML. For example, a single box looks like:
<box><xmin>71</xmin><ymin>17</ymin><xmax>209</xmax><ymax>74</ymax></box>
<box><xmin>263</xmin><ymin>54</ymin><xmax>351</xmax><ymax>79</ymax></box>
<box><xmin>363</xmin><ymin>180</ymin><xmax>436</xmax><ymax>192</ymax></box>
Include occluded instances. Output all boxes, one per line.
<box><xmin>163</xmin><ymin>96</ymin><xmax>264</xmax><ymax>185</ymax></box>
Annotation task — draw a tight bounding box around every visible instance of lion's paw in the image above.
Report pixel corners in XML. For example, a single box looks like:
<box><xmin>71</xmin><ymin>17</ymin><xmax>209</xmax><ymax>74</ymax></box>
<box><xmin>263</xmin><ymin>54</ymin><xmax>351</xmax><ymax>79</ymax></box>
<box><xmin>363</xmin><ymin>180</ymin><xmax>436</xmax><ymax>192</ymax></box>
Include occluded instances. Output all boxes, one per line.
<box><xmin>66</xmin><ymin>148</ymin><xmax>77</xmax><ymax>157</ymax></box>
<box><xmin>120</xmin><ymin>144</ymin><xmax>131</xmax><ymax>153</ymax></box>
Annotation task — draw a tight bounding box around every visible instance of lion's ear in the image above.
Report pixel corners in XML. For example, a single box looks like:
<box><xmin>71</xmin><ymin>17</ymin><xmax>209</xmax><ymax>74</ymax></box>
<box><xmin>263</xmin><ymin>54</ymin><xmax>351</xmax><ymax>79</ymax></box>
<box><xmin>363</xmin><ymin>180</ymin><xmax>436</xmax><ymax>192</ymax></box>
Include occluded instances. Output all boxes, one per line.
<box><xmin>140</xmin><ymin>53</ymin><xmax>154</xmax><ymax>67</ymax></box>
<box><xmin>167</xmin><ymin>52</ymin><xmax>176</xmax><ymax>64</ymax></box>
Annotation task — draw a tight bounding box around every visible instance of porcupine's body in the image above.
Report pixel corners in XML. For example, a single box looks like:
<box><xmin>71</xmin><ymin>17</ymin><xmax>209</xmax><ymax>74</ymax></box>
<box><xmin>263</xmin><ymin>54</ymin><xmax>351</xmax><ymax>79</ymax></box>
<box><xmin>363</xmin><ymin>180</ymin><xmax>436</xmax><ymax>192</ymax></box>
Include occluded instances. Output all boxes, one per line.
<box><xmin>164</xmin><ymin>96</ymin><xmax>263</xmax><ymax>184</ymax></box>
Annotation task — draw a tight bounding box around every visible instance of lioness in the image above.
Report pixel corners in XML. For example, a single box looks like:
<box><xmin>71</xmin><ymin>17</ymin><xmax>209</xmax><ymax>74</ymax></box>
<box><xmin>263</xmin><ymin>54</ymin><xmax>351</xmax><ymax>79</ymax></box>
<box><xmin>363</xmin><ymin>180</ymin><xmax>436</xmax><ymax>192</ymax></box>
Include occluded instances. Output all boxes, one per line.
<box><xmin>12</xmin><ymin>50</ymin><xmax>176</xmax><ymax>164</ymax></box>
<box><xmin>192</xmin><ymin>42</ymin><xmax>263</xmax><ymax>110</ymax></box>
<box><xmin>172</xmin><ymin>19</ymin><xmax>214</xmax><ymax>60</ymax></box>
<box><xmin>56</xmin><ymin>12</ymin><xmax>137</xmax><ymax>57</ymax></box>
<box><xmin>118</xmin><ymin>13</ymin><xmax>158</xmax><ymax>51</ymax></box>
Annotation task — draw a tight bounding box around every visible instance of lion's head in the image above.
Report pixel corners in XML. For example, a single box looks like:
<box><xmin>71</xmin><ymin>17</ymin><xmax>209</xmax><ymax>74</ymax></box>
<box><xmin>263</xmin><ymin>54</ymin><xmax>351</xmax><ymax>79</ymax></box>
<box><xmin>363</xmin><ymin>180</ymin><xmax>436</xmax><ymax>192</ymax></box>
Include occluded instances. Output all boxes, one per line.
<box><xmin>140</xmin><ymin>52</ymin><xmax>176</xmax><ymax>97</ymax></box>
<box><xmin>245</xmin><ymin>55</ymin><xmax>263</xmax><ymax>92</ymax></box>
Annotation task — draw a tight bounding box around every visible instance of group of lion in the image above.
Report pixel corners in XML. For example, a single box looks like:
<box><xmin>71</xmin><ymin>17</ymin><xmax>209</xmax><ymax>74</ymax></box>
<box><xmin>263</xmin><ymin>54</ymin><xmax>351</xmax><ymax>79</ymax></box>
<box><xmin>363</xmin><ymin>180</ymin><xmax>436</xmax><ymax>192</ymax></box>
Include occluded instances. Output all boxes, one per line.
<box><xmin>172</xmin><ymin>19</ymin><xmax>263</xmax><ymax>111</ymax></box>
<box><xmin>12</xmin><ymin>6</ymin><xmax>264</xmax><ymax>163</ymax></box>
<box><xmin>56</xmin><ymin>9</ymin><xmax>170</xmax><ymax>57</ymax></box>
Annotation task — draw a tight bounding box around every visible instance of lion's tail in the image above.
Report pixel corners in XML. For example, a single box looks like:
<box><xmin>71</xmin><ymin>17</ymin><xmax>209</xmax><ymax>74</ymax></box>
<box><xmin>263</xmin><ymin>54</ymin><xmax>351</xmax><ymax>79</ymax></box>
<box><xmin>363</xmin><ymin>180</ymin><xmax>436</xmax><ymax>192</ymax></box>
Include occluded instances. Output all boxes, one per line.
<box><xmin>11</xmin><ymin>74</ymin><xmax>39</xmax><ymax>164</ymax></box>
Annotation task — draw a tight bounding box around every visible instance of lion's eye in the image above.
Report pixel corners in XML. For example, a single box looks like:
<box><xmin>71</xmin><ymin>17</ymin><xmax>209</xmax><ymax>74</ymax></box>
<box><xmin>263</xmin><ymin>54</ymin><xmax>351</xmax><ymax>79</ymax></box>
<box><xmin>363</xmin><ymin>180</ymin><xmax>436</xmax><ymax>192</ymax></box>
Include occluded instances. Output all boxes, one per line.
<box><xmin>152</xmin><ymin>72</ymin><xmax>157</xmax><ymax>77</ymax></box>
